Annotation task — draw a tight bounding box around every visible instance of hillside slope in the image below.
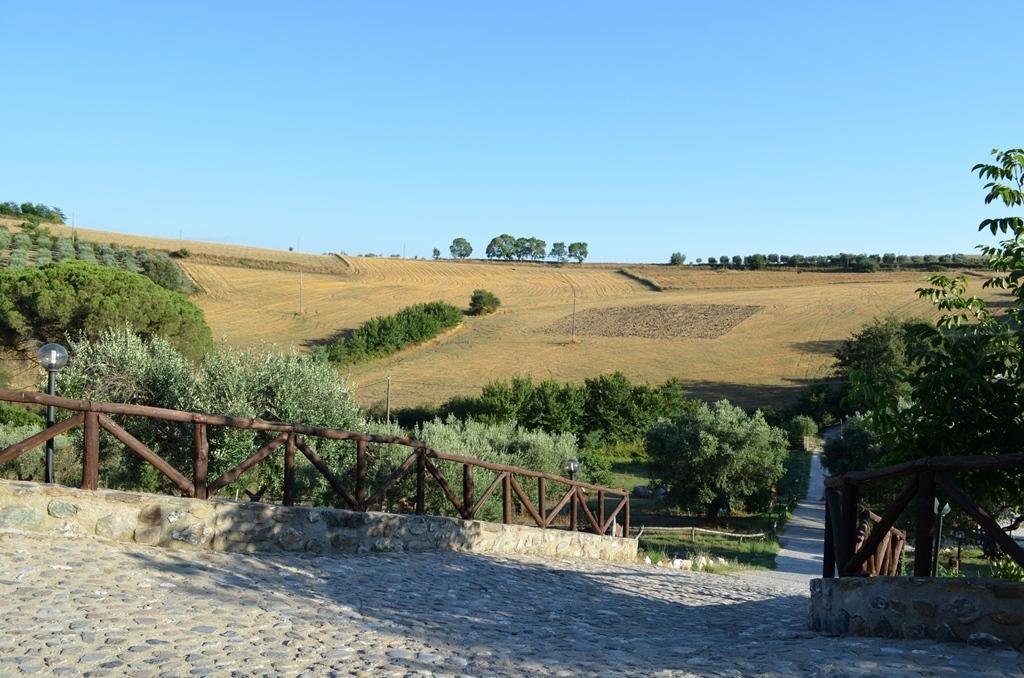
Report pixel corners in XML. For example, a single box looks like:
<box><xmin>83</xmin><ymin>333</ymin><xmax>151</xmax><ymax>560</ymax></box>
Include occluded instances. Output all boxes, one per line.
<box><xmin>1</xmin><ymin>220</ymin><xmax>1006</xmax><ymax>411</ymax></box>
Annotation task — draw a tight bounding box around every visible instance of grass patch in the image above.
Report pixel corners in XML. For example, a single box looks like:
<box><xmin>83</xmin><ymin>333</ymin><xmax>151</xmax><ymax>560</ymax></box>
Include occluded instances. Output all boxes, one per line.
<box><xmin>639</xmin><ymin>529</ymin><xmax>779</xmax><ymax>571</ymax></box>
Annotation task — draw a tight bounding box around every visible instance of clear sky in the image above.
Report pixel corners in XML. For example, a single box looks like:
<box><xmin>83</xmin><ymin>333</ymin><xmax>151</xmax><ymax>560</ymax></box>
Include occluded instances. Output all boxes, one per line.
<box><xmin>2</xmin><ymin>2</ymin><xmax>1020</xmax><ymax>263</ymax></box>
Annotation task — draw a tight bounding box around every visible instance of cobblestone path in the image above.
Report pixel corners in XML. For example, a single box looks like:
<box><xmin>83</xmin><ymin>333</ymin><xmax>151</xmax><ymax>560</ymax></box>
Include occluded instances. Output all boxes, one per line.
<box><xmin>0</xmin><ymin>530</ymin><xmax>1021</xmax><ymax>676</ymax></box>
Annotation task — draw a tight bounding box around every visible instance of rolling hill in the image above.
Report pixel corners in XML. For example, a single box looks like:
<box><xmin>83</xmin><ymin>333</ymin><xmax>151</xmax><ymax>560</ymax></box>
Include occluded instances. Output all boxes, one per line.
<box><xmin>1</xmin><ymin>218</ymin><xmax>1008</xmax><ymax>411</ymax></box>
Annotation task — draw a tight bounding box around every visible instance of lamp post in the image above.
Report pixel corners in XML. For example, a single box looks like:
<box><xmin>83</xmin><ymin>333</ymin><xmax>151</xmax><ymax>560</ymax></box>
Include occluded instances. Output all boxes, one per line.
<box><xmin>565</xmin><ymin>458</ymin><xmax>580</xmax><ymax>531</ymax></box>
<box><xmin>953</xmin><ymin>529</ymin><xmax>965</xmax><ymax>574</ymax></box>
<box><xmin>932</xmin><ymin>499</ymin><xmax>951</xmax><ymax>577</ymax></box>
<box><xmin>36</xmin><ymin>343</ymin><xmax>69</xmax><ymax>484</ymax></box>
<box><xmin>564</xmin><ymin>458</ymin><xmax>580</xmax><ymax>482</ymax></box>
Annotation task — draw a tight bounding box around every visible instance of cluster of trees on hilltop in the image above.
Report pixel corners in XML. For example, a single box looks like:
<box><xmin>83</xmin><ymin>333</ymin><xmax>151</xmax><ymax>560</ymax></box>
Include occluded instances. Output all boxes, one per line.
<box><xmin>680</xmin><ymin>252</ymin><xmax>981</xmax><ymax>272</ymax></box>
<box><xmin>0</xmin><ymin>201</ymin><xmax>65</xmax><ymax>223</ymax></box>
<box><xmin>443</xmin><ymin>236</ymin><xmax>588</xmax><ymax>263</ymax></box>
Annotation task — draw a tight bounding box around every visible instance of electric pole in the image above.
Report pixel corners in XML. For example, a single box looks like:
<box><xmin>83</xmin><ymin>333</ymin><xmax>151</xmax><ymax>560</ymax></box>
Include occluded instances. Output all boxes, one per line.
<box><xmin>571</xmin><ymin>287</ymin><xmax>577</xmax><ymax>342</ymax></box>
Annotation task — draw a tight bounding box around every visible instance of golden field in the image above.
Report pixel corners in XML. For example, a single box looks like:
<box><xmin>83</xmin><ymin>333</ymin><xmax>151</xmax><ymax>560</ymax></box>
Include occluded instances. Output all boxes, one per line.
<box><xmin>180</xmin><ymin>256</ymin><xmax>1006</xmax><ymax>411</ymax></box>
<box><xmin>2</xmin><ymin>220</ymin><xmax>1006</xmax><ymax>411</ymax></box>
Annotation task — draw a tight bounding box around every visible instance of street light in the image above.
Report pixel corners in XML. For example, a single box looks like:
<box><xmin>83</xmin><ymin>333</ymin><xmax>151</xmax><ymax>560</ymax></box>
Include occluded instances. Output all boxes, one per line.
<box><xmin>932</xmin><ymin>498</ymin><xmax>951</xmax><ymax>577</ymax></box>
<box><xmin>564</xmin><ymin>458</ymin><xmax>580</xmax><ymax>481</ymax></box>
<box><xmin>36</xmin><ymin>343</ymin><xmax>68</xmax><ymax>484</ymax></box>
<box><xmin>954</xmin><ymin>529</ymin><xmax>966</xmax><ymax>574</ymax></box>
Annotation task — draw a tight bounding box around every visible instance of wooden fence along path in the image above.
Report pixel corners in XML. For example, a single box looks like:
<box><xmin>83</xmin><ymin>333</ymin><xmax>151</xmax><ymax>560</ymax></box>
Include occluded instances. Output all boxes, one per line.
<box><xmin>823</xmin><ymin>453</ymin><xmax>1024</xmax><ymax>577</ymax></box>
<box><xmin>0</xmin><ymin>390</ymin><xmax>630</xmax><ymax>537</ymax></box>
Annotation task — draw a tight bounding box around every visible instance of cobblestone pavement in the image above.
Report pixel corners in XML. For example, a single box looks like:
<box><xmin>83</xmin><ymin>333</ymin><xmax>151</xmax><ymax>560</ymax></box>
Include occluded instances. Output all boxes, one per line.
<box><xmin>0</xmin><ymin>530</ymin><xmax>1021</xmax><ymax>677</ymax></box>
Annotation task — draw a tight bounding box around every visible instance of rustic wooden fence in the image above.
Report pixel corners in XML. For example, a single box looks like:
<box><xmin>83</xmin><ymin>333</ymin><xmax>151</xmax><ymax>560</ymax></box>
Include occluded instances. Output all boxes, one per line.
<box><xmin>0</xmin><ymin>390</ymin><xmax>630</xmax><ymax>537</ymax></box>
<box><xmin>823</xmin><ymin>453</ymin><xmax>1024</xmax><ymax>577</ymax></box>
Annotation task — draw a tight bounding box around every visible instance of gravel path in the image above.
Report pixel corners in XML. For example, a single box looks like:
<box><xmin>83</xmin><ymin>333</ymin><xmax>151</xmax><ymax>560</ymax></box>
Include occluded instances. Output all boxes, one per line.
<box><xmin>1</xmin><ymin>530</ymin><xmax>1021</xmax><ymax>676</ymax></box>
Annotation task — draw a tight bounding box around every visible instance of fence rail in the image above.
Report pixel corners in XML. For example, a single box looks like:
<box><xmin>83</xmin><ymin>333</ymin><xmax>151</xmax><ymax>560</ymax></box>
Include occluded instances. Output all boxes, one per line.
<box><xmin>823</xmin><ymin>453</ymin><xmax>1024</xmax><ymax>577</ymax></box>
<box><xmin>0</xmin><ymin>390</ymin><xmax>630</xmax><ymax>537</ymax></box>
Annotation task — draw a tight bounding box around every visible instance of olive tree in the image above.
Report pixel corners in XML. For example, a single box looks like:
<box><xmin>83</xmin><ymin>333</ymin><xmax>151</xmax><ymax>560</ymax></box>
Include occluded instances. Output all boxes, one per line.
<box><xmin>646</xmin><ymin>400</ymin><xmax>788</xmax><ymax>519</ymax></box>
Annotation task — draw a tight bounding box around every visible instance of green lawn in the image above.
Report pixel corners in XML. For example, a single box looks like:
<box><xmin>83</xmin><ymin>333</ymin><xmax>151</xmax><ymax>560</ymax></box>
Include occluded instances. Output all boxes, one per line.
<box><xmin>638</xmin><ymin>530</ymin><xmax>779</xmax><ymax>571</ymax></box>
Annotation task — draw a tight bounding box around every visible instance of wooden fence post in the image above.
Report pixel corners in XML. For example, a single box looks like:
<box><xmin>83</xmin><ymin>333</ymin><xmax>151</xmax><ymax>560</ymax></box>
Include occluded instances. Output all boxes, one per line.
<box><xmin>463</xmin><ymin>464</ymin><xmax>473</xmax><ymax>516</ymax></box>
<box><xmin>839</xmin><ymin>482</ymin><xmax>859</xmax><ymax>575</ymax></box>
<box><xmin>283</xmin><ymin>433</ymin><xmax>296</xmax><ymax>506</ymax></box>
<box><xmin>623</xmin><ymin>495</ymin><xmax>630</xmax><ymax>538</ymax></box>
<box><xmin>823</xmin><ymin>498</ymin><xmax>835</xmax><ymax>578</ymax></box>
<box><xmin>502</xmin><ymin>474</ymin><xmax>512</xmax><ymax>524</ymax></box>
<box><xmin>356</xmin><ymin>438</ymin><xmax>367</xmax><ymax>511</ymax></box>
<box><xmin>914</xmin><ymin>471</ymin><xmax>935</xmax><ymax>576</ymax></box>
<box><xmin>597</xmin><ymin>490</ymin><xmax>605</xmax><ymax>535</ymax></box>
<box><xmin>415</xmin><ymin>447</ymin><xmax>425</xmax><ymax>515</ymax></box>
<box><xmin>570</xmin><ymin>486</ymin><xmax>578</xmax><ymax>532</ymax></box>
<box><xmin>193</xmin><ymin>422</ymin><xmax>208</xmax><ymax>500</ymax></box>
<box><xmin>537</xmin><ymin>477</ymin><xmax>546</xmax><ymax>528</ymax></box>
<box><xmin>81</xmin><ymin>412</ymin><xmax>99</xmax><ymax>491</ymax></box>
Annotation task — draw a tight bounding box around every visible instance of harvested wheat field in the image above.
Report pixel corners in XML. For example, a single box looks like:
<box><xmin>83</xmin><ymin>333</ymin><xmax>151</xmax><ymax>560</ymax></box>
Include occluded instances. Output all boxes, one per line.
<box><xmin>176</xmin><ymin>251</ymin><xmax>1008</xmax><ymax>411</ymax></box>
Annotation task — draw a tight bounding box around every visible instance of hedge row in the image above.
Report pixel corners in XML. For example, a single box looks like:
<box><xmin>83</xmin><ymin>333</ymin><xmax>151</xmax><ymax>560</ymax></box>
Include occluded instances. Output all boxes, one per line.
<box><xmin>325</xmin><ymin>301</ymin><xmax>463</xmax><ymax>365</ymax></box>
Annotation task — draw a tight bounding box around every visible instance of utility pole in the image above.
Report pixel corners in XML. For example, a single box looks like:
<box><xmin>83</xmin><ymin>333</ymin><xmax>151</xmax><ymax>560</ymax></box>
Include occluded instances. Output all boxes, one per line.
<box><xmin>385</xmin><ymin>376</ymin><xmax>392</xmax><ymax>424</ymax></box>
<box><xmin>571</xmin><ymin>287</ymin><xmax>577</xmax><ymax>342</ymax></box>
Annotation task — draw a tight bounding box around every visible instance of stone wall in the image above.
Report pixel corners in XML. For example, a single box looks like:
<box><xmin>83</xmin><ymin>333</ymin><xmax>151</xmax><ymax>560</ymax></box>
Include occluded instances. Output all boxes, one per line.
<box><xmin>810</xmin><ymin>576</ymin><xmax>1024</xmax><ymax>649</ymax></box>
<box><xmin>0</xmin><ymin>479</ymin><xmax>637</xmax><ymax>562</ymax></box>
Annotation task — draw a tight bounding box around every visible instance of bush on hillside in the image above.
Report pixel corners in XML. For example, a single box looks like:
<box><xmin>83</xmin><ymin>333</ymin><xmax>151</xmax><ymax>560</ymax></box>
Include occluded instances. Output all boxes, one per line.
<box><xmin>326</xmin><ymin>301</ymin><xmax>463</xmax><ymax>365</ymax></box>
<box><xmin>468</xmin><ymin>289</ymin><xmax>501</xmax><ymax>315</ymax></box>
<box><xmin>0</xmin><ymin>261</ymin><xmax>212</xmax><ymax>360</ymax></box>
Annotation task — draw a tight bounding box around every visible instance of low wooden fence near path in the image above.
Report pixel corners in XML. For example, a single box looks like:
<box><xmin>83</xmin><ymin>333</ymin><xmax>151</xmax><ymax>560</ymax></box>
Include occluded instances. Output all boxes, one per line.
<box><xmin>823</xmin><ymin>453</ymin><xmax>1024</xmax><ymax>577</ymax></box>
<box><xmin>630</xmin><ymin>526</ymin><xmax>771</xmax><ymax>542</ymax></box>
<box><xmin>0</xmin><ymin>390</ymin><xmax>630</xmax><ymax>537</ymax></box>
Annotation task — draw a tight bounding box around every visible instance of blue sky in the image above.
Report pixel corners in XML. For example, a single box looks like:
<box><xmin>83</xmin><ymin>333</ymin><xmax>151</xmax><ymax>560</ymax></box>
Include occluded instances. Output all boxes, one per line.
<box><xmin>2</xmin><ymin>2</ymin><xmax>1020</xmax><ymax>263</ymax></box>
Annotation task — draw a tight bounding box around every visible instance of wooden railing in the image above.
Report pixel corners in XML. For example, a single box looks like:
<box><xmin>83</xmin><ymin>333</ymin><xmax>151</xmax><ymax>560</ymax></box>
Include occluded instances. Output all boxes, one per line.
<box><xmin>0</xmin><ymin>390</ymin><xmax>630</xmax><ymax>537</ymax></box>
<box><xmin>823</xmin><ymin>453</ymin><xmax>1024</xmax><ymax>577</ymax></box>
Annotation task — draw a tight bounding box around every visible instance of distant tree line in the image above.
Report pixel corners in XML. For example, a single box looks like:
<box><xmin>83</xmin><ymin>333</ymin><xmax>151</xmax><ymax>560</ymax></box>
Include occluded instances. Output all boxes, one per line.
<box><xmin>443</xmin><ymin>236</ymin><xmax>589</xmax><ymax>263</ymax></box>
<box><xmin>696</xmin><ymin>252</ymin><xmax>981</xmax><ymax>272</ymax></box>
<box><xmin>0</xmin><ymin>201</ymin><xmax>65</xmax><ymax>223</ymax></box>
<box><xmin>0</xmin><ymin>223</ymin><xmax>193</xmax><ymax>293</ymax></box>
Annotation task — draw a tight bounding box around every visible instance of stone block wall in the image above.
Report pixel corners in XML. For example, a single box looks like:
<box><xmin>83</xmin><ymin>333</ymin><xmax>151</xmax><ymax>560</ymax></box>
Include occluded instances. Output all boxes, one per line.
<box><xmin>810</xmin><ymin>576</ymin><xmax>1024</xmax><ymax>649</ymax></box>
<box><xmin>0</xmin><ymin>479</ymin><xmax>637</xmax><ymax>562</ymax></box>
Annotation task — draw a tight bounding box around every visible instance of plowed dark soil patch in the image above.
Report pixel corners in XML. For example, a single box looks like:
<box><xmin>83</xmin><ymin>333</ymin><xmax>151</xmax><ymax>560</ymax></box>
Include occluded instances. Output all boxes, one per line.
<box><xmin>544</xmin><ymin>304</ymin><xmax>763</xmax><ymax>339</ymax></box>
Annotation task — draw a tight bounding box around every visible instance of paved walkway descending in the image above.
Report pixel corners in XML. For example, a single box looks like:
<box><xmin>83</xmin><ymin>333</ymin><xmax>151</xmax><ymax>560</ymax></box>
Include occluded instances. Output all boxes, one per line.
<box><xmin>1</xmin><ymin>530</ymin><xmax>1022</xmax><ymax>676</ymax></box>
<box><xmin>773</xmin><ymin>448</ymin><xmax>828</xmax><ymax>578</ymax></box>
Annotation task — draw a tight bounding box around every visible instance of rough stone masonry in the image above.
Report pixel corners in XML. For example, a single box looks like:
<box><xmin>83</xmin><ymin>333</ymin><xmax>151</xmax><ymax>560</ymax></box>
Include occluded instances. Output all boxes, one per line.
<box><xmin>0</xmin><ymin>479</ymin><xmax>637</xmax><ymax>562</ymax></box>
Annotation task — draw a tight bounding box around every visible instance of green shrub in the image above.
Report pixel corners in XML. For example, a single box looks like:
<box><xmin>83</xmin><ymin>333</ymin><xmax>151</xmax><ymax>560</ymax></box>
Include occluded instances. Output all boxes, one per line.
<box><xmin>788</xmin><ymin>415</ymin><xmax>818</xmax><ymax>450</ymax></box>
<box><xmin>0</xmin><ymin>261</ymin><xmax>213</xmax><ymax>360</ymax></box>
<box><xmin>12</xmin><ymin>233</ymin><xmax>31</xmax><ymax>249</ymax></box>
<box><xmin>0</xmin><ymin>402</ymin><xmax>42</xmax><ymax>427</ymax></box>
<box><xmin>0</xmin><ymin>226</ymin><xmax>10</xmax><ymax>250</ymax></box>
<box><xmin>326</xmin><ymin>301</ymin><xmax>463</xmax><ymax>365</ymax></box>
<box><xmin>647</xmin><ymin>400</ymin><xmax>788</xmax><ymax>519</ymax></box>
<box><xmin>170</xmin><ymin>248</ymin><xmax>191</xmax><ymax>258</ymax></box>
<box><xmin>136</xmin><ymin>250</ymin><xmax>193</xmax><ymax>292</ymax></box>
<box><xmin>469</xmin><ymin>289</ymin><xmax>501</xmax><ymax>315</ymax></box>
<box><xmin>52</xmin><ymin>328</ymin><xmax>362</xmax><ymax>502</ymax></box>
<box><xmin>990</xmin><ymin>556</ymin><xmax>1024</xmax><ymax>582</ymax></box>
<box><xmin>7</xmin><ymin>250</ymin><xmax>28</xmax><ymax>268</ymax></box>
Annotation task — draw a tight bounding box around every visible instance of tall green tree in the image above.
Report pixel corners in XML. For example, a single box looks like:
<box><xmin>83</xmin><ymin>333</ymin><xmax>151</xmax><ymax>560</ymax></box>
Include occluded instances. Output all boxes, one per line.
<box><xmin>0</xmin><ymin>261</ymin><xmax>212</xmax><ymax>360</ymax></box>
<box><xmin>848</xmin><ymin>148</ymin><xmax>1024</xmax><ymax>513</ymax></box>
<box><xmin>486</xmin><ymin>234</ymin><xmax>516</xmax><ymax>260</ymax></box>
<box><xmin>449</xmin><ymin>237</ymin><xmax>473</xmax><ymax>259</ymax></box>
<box><xmin>647</xmin><ymin>400</ymin><xmax>788</xmax><ymax>519</ymax></box>
<box><xmin>549</xmin><ymin>242</ymin><xmax>568</xmax><ymax>263</ymax></box>
<box><xmin>568</xmin><ymin>242</ymin><xmax>588</xmax><ymax>264</ymax></box>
